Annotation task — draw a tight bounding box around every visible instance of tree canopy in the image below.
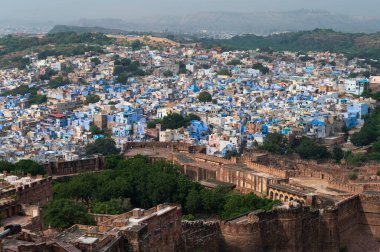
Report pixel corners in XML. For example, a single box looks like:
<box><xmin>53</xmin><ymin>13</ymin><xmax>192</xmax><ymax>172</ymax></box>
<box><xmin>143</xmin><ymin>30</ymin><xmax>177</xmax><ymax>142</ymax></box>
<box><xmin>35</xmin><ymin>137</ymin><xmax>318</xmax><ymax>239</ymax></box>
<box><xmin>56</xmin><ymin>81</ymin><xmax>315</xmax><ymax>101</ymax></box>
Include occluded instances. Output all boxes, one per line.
<box><xmin>42</xmin><ymin>199</ymin><xmax>95</xmax><ymax>229</ymax></box>
<box><xmin>260</xmin><ymin>132</ymin><xmax>290</xmax><ymax>155</ymax></box>
<box><xmin>198</xmin><ymin>91</ymin><xmax>212</xmax><ymax>103</ymax></box>
<box><xmin>85</xmin><ymin>94</ymin><xmax>101</xmax><ymax>104</ymax></box>
<box><xmin>0</xmin><ymin>160</ymin><xmax>46</xmax><ymax>176</ymax></box>
<box><xmin>252</xmin><ymin>63</ymin><xmax>270</xmax><ymax>74</ymax></box>
<box><xmin>217</xmin><ymin>69</ymin><xmax>232</xmax><ymax>76</ymax></box>
<box><xmin>113</xmin><ymin>58</ymin><xmax>146</xmax><ymax>83</ymax></box>
<box><xmin>52</xmin><ymin>155</ymin><xmax>277</xmax><ymax>221</ymax></box>
<box><xmin>160</xmin><ymin>113</ymin><xmax>201</xmax><ymax>130</ymax></box>
<box><xmin>85</xmin><ymin>138</ymin><xmax>120</xmax><ymax>156</ymax></box>
<box><xmin>260</xmin><ymin>133</ymin><xmax>335</xmax><ymax>161</ymax></box>
<box><xmin>295</xmin><ymin>137</ymin><xmax>330</xmax><ymax>160</ymax></box>
<box><xmin>349</xmin><ymin>107</ymin><xmax>380</xmax><ymax>162</ymax></box>
<box><xmin>226</xmin><ymin>59</ymin><xmax>241</xmax><ymax>66</ymax></box>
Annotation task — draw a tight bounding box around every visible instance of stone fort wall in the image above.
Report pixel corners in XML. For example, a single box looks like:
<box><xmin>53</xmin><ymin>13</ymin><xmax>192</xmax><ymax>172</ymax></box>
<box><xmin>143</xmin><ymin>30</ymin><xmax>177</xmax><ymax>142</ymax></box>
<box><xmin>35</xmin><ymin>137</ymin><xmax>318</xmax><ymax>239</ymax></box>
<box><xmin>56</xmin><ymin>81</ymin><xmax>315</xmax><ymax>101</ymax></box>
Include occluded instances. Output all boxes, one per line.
<box><xmin>0</xmin><ymin>177</ymin><xmax>53</xmax><ymax>219</ymax></box>
<box><xmin>33</xmin><ymin>142</ymin><xmax>378</xmax><ymax>251</ymax></box>
<box><xmin>44</xmin><ymin>155</ymin><xmax>105</xmax><ymax>176</ymax></box>
<box><xmin>179</xmin><ymin>221</ymin><xmax>220</xmax><ymax>252</ymax></box>
<box><xmin>180</xmin><ymin>194</ymin><xmax>380</xmax><ymax>252</ymax></box>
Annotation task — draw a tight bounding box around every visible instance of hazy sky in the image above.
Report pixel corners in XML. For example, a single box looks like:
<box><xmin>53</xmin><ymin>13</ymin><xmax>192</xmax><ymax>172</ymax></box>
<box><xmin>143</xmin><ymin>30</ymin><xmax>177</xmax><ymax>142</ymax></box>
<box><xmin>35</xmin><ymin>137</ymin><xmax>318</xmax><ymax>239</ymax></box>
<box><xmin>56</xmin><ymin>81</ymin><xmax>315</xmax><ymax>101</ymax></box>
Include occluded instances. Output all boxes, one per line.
<box><xmin>1</xmin><ymin>0</ymin><xmax>379</xmax><ymax>21</ymax></box>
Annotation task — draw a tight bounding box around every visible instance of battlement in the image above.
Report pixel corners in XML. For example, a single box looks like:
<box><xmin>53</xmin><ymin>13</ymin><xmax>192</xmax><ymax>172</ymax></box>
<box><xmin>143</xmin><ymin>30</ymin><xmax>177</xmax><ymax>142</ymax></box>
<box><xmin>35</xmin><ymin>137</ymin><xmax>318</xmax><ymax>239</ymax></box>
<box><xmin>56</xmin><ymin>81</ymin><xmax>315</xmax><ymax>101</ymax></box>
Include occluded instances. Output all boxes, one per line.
<box><xmin>44</xmin><ymin>155</ymin><xmax>105</xmax><ymax>176</ymax></box>
<box><xmin>124</xmin><ymin>142</ymin><xmax>203</xmax><ymax>153</ymax></box>
<box><xmin>328</xmin><ymin>180</ymin><xmax>364</xmax><ymax>194</ymax></box>
<box><xmin>192</xmin><ymin>153</ymin><xmax>238</xmax><ymax>165</ymax></box>
<box><xmin>245</xmin><ymin>161</ymin><xmax>292</xmax><ymax>178</ymax></box>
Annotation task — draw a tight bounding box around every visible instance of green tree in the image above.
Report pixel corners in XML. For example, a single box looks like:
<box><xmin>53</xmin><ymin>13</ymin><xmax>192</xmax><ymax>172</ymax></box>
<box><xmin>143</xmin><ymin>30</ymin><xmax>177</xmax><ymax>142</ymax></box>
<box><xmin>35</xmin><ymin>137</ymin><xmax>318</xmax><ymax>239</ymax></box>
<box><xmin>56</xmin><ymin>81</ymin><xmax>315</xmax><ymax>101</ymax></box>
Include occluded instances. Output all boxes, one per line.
<box><xmin>42</xmin><ymin>199</ymin><xmax>95</xmax><ymax>229</ymax></box>
<box><xmin>131</xmin><ymin>40</ymin><xmax>143</xmax><ymax>51</ymax></box>
<box><xmin>226</xmin><ymin>59</ymin><xmax>241</xmax><ymax>66</ymax></box>
<box><xmin>40</xmin><ymin>68</ymin><xmax>57</xmax><ymax>81</ymax></box>
<box><xmin>252</xmin><ymin>63</ymin><xmax>270</xmax><ymax>74</ymax></box>
<box><xmin>29</xmin><ymin>94</ymin><xmax>47</xmax><ymax>105</ymax></box>
<box><xmin>163</xmin><ymin>70</ymin><xmax>173</xmax><ymax>77</ymax></box>
<box><xmin>331</xmin><ymin>145</ymin><xmax>344</xmax><ymax>163</ymax></box>
<box><xmin>89</xmin><ymin>125</ymin><xmax>103</xmax><ymax>135</ymax></box>
<box><xmin>0</xmin><ymin>161</ymin><xmax>14</xmax><ymax>173</ymax></box>
<box><xmin>113</xmin><ymin>65</ymin><xmax>125</xmax><ymax>76</ymax></box>
<box><xmin>161</xmin><ymin>113</ymin><xmax>186</xmax><ymax>130</ymax></box>
<box><xmin>93</xmin><ymin>198</ymin><xmax>131</xmax><ymax>215</ymax></box>
<box><xmin>85</xmin><ymin>138</ymin><xmax>120</xmax><ymax>156</ymax></box>
<box><xmin>295</xmin><ymin>137</ymin><xmax>330</xmax><ymax>160</ymax></box>
<box><xmin>178</xmin><ymin>63</ymin><xmax>187</xmax><ymax>74</ymax></box>
<box><xmin>13</xmin><ymin>160</ymin><xmax>46</xmax><ymax>176</ymax></box>
<box><xmin>51</xmin><ymin>155</ymin><xmax>277</xmax><ymax>219</ymax></box>
<box><xmin>91</xmin><ymin>57</ymin><xmax>101</xmax><ymax>66</ymax></box>
<box><xmin>104</xmin><ymin>154</ymin><xmax>123</xmax><ymax>170</ymax></box>
<box><xmin>85</xmin><ymin>94</ymin><xmax>101</xmax><ymax>104</ymax></box>
<box><xmin>344</xmin><ymin>151</ymin><xmax>367</xmax><ymax>167</ymax></box>
<box><xmin>185</xmin><ymin>113</ymin><xmax>201</xmax><ymax>126</ymax></box>
<box><xmin>48</xmin><ymin>76</ymin><xmax>69</xmax><ymax>89</ymax></box>
<box><xmin>221</xmin><ymin>193</ymin><xmax>277</xmax><ymax>220</ymax></box>
<box><xmin>349</xmin><ymin>172</ymin><xmax>358</xmax><ymax>180</ymax></box>
<box><xmin>260</xmin><ymin>132</ymin><xmax>289</xmax><ymax>155</ymax></box>
<box><xmin>185</xmin><ymin>189</ymin><xmax>202</xmax><ymax>214</ymax></box>
<box><xmin>182</xmin><ymin>214</ymin><xmax>195</xmax><ymax>221</ymax></box>
<box><xmin>198</xmin><ymin>91</ymin><xmax>212</xmax><ymax>103</ymax></box>
<box><xmin>147</xmin><ymin>119</ymin><xmax>162</xmax><ymax>129</ymax></box>
<box><xmin>200</xmin><ymin>188</ymin><xmax>225</xmax><ymax>214</ymax></box>
<box><xmin>116</xmin><ymin>72</ymin><xmax>128</xmax><ymax>84</ymax></box>
<box><xmin>217</xmin><ymin>69</ymin><xmax>232</xmax><ymax>76</ymax></box>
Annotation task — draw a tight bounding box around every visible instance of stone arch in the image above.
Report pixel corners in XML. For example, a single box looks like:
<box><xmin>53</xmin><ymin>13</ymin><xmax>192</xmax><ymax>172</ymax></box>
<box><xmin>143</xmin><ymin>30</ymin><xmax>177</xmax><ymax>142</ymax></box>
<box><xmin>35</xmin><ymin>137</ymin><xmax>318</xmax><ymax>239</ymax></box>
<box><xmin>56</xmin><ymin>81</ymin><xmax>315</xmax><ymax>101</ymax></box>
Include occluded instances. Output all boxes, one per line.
<box><xmin>290</xmin><ymin>197</ymin><xmax>294</xmax><ymax>201</ymax></box>
<box><xmin>279</xmin><ymin>194</ymin><xmax>284</xmax><ymax>201</ymax></box>
<box><xmin>270</xmin><ymin>191</ymin><xmax>274</xmax><ymax>199</ymax></box>
<box><xmin>275</xmin><ymin>193</ymin><xmax>279</xmax><ymax>200</ymax></box>
<box><xmin>284</xmin><ymin>196</ymin><xmax>289</xmax><ymax>202</ymax></box>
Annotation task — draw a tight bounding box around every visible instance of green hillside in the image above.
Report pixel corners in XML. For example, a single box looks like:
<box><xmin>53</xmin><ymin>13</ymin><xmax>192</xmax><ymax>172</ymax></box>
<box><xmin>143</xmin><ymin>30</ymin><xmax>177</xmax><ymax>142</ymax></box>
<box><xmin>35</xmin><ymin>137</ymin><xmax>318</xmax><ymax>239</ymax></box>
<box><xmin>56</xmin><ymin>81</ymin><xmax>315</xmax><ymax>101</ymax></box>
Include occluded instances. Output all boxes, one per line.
<box><xmin>49</xmin><ymin>25</ymin><xmax>127</xmax><ymax>35</ymax></box>
<box><xmin>201</xmin><ymin>29</ymin><xmax>380</xmax><ymax>65</ymax></box>
<box><xmin>0</xmin><ymin>32</ymin><xmax>114</xmax><ymax>69</ymax></box>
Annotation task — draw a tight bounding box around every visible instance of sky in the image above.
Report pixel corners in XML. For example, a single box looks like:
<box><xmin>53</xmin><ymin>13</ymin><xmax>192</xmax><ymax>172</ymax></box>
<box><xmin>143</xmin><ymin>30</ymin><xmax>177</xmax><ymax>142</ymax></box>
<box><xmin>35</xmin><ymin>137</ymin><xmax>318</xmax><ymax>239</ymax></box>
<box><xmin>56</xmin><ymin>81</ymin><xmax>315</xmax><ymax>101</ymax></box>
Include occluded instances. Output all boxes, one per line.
<box><xmin>1</xmin><ymin>0</ymin><xmax>379</xmax><ymax>22</ymax></box>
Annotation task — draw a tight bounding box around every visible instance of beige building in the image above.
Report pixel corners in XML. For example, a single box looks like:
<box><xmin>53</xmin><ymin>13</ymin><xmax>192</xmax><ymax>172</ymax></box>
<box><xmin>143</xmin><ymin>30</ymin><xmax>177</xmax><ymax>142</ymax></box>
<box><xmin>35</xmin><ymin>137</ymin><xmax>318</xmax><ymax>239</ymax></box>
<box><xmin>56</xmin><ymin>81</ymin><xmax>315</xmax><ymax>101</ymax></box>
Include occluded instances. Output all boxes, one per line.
<box><xmin>159</xmin><ymin>129</ymin><xmax>183</xmax><ymax>142</ymax></box>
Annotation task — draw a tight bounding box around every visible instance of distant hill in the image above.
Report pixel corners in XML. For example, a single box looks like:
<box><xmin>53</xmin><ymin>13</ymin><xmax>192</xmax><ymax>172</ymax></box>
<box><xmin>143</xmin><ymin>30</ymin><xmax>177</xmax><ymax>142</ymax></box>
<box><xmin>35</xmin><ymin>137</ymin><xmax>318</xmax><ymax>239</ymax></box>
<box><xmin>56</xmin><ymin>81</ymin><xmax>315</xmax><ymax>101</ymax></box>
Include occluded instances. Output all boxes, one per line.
<box><xmin>49</xmin><ymin>25</ymin><xmax>127</xmax><ymax>35</ymax></box>
<box><xmin>72</xmin><ymin>10</ymin><xmax>380</xmax><ymax>35</ymax></box>
<box><xmin>200</xmin><ymin>29</ymin><xmax>380</xmax><ymax>65</ymax></box>
<box><xmin>151</xmin><ymin>10</ymin><xmax>380</xmax><ymax>34</ymax></box>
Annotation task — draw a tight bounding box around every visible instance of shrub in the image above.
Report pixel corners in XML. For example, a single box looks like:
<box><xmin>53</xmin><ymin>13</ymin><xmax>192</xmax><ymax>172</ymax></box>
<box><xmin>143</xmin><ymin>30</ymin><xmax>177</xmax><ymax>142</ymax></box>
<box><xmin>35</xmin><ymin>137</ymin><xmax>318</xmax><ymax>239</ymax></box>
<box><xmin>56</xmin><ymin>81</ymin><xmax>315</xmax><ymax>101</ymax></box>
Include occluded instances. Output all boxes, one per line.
<box><xmin>349</xmin><ymin>173</ymin><xmax>358</xmax><ymax>180</ymax></box>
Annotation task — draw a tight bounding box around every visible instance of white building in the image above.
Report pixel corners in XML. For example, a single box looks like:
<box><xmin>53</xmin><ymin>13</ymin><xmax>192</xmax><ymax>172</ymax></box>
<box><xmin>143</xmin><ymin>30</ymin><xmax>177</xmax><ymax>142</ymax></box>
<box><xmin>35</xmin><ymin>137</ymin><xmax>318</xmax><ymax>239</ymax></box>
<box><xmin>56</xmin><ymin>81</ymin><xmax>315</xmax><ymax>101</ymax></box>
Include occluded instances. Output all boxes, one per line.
<box><xmin>344</xmin><ymin>79</ymin><xmax>369</xmax><ymax>95</ymax></box>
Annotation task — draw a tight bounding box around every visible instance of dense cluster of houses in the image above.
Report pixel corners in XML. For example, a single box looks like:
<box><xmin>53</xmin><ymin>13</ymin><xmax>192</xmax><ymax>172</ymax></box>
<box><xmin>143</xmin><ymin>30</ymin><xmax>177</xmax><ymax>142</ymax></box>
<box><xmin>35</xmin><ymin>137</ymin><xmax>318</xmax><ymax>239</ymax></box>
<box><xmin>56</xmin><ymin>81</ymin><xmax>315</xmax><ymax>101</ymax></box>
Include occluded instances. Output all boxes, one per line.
<box><xmin>0</xmin><ymin>40</ymin><xmax>379</xmax><ymax>161</ymax></box>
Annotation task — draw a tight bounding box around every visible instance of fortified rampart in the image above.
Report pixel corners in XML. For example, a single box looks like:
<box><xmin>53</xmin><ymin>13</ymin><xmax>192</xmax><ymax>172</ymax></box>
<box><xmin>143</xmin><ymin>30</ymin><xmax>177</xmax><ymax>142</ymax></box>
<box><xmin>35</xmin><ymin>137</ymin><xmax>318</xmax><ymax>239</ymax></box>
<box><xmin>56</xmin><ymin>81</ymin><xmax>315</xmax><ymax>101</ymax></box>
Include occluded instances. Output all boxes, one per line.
<box><xmin>124</xmin><ymin>142</ymin><xmax>204</xmax><ymax>153</ymax></box>
<box><xmin>358</xmin><ymin>193</ymin><xmax>380</xmax><ymax>239</ymax></box>
<box><xmin>13</xmin><ymin>142</ymin><xmax>374</xmax><ymax>252</ymax></box>
<box><xmin>123</xmin><ymin>142</ymin><xmax>380</xmax><ymax>199</ymax></box>
<box><xmin>178</xmin><ymin>207</ymin><xmax>337</xmax><ymax>252</ymax></box>
<box><xmin>179</xmin><ymin>221</ymin><xmax>220</xmax><ymax>252</ymax></box>
<box><xmin>44</xmin><ymin>155</ymin><xmax>105</xmax><ymax>176</ymax></box>
<box><xmin>180</xmin><ymin>193</ymin><xmax>380</xmax><ymax>252</ymax></box>
<box><xmin>0</xmin><ymin>177</ymin><xmax>53</xmax><ymax>206</ymax></box>
<box><xmin>0</xmin><ymin>177</ymin><xmax>53</xmax><ymax>218</ymax></box>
